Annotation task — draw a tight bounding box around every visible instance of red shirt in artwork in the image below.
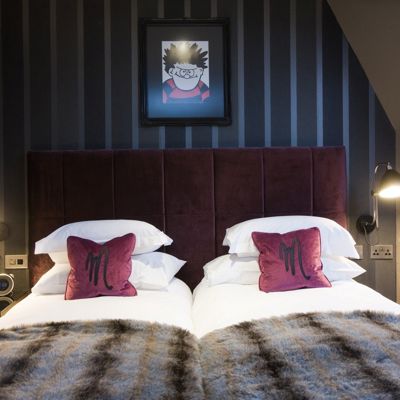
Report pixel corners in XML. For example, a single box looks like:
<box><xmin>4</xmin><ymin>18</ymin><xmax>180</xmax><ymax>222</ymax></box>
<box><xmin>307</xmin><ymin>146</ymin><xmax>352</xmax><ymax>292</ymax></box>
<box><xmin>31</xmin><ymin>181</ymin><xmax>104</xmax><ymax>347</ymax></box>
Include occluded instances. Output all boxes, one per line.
<box><xmin>162</xmin><ymin>78</ymin><xmax>210</xmax><ymax>103</ymax></box>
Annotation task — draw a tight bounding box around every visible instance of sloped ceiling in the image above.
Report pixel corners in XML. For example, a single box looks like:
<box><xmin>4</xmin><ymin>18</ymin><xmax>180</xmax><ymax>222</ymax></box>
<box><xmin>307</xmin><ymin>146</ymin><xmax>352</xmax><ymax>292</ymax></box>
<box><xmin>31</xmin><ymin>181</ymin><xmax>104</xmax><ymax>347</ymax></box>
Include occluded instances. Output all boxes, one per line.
<box><xmin>328</xmin><ymin>0</ymin><xmax>400</xmax><ymax>133</ymax></box>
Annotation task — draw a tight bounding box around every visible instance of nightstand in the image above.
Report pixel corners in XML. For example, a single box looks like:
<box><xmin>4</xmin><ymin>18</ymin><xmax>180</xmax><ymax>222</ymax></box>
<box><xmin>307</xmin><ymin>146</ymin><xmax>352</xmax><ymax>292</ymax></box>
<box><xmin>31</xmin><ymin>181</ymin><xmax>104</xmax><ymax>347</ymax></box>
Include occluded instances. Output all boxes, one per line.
<box><xmin>0</xmin><ymin>291</ymin><xmax>29</xmax><ymax>317</ymax></box>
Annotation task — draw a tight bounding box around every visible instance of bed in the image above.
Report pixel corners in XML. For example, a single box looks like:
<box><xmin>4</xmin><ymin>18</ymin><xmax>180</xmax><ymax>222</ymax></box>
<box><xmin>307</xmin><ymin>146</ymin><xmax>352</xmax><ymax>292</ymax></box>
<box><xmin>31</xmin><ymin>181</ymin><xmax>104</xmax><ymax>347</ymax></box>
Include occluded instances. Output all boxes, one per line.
<box><xmin>0</xmin><ymin>147</ymin><xmax>399</xmax><ymax>399</ymax></box>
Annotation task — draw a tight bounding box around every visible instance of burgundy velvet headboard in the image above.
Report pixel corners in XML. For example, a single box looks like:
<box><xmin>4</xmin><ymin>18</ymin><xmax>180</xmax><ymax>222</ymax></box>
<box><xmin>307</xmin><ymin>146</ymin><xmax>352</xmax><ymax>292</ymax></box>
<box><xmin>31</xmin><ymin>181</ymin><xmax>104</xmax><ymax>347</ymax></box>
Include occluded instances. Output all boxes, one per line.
<box><xmin>28</xmin><ymin>147</ymin><xmax>347</xmax><ymax>290</ymax></box>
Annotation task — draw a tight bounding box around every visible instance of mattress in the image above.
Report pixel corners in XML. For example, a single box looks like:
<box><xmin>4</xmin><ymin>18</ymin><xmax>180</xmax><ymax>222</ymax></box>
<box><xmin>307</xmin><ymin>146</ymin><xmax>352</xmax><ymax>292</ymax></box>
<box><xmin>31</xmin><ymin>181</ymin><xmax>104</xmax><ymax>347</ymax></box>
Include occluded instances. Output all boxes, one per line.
<box><xmin>192</xmin><ymin>278</ymin><xmax>400</xmax><ymax>337</ymax></box>
<box><xmin>0</xmin><ymin>277</ymin><xmax>193</xmax><ymax>332</ymax></box>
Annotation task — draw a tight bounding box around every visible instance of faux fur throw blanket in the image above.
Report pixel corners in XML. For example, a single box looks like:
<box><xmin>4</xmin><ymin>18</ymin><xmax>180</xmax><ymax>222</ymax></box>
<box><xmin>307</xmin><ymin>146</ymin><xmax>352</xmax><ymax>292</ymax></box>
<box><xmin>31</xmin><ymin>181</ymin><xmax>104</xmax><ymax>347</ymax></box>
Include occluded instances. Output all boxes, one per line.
<box><xmin>0</xmin><ymin>319</ymin><xmax>203</xmax><ymax>400</ymax></box>
<box><xmin>201</xmin><ymin>310</ymin><xmax>400</xmax><ymax>400</ymax></box>
<box><xmin>1</xmin><ymin>311</ymin><xmax>400</xmax><ymax>399</ymax></box>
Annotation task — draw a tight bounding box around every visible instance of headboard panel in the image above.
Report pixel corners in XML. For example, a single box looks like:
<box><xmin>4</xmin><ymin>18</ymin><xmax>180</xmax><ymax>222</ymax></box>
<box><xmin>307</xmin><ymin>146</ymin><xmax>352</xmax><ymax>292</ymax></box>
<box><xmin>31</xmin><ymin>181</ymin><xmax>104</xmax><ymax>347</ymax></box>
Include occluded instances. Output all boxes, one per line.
<box><xmin>28</xmin><ymin>147</ymin><xmax>347</xmax><ymax>290</ymax></box>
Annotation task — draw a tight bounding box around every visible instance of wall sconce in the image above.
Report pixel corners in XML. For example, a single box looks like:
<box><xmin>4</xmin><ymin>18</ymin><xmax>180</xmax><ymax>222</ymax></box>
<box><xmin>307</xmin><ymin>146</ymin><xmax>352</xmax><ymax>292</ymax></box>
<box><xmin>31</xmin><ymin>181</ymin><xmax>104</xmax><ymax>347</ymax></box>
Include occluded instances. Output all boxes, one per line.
<box><xmin>356</xmin><ymin>162</ymin><xmax>400</xmax><ymax>234</ymax></box>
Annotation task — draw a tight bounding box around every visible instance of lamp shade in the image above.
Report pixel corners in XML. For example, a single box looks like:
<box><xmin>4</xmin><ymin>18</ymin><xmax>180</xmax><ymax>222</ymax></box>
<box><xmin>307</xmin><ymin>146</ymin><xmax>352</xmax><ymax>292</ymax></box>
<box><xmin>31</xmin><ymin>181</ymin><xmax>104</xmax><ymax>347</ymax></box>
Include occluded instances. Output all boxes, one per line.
<box><xmin>377</xmin><ymin>168</ymin><xmax>400</xmax><ymax>198</ymax></box>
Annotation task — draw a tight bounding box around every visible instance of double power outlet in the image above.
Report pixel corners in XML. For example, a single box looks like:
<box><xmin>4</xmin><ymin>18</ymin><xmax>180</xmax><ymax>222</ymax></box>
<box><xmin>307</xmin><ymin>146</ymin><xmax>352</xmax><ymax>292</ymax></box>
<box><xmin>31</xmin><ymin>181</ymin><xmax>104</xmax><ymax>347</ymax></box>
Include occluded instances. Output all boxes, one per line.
<box><xmin>355</xmin><ymin>244</ymin><xmax>393</xmax><ymax>260</ymax></box>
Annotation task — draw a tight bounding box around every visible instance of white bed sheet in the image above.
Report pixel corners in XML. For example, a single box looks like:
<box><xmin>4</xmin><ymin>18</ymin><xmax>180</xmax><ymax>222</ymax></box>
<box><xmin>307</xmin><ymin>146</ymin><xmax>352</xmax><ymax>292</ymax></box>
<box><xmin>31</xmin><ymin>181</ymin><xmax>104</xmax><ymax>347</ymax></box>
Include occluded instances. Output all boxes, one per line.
<box><xmin>192</xmin><ymin>279</ymin><xmax>400</xmax><ymax>337</ymax></box>
<box><xmin>0</xmin><ymin>278</ymin><xmax>193</xmax><ymax>332</ymax></box>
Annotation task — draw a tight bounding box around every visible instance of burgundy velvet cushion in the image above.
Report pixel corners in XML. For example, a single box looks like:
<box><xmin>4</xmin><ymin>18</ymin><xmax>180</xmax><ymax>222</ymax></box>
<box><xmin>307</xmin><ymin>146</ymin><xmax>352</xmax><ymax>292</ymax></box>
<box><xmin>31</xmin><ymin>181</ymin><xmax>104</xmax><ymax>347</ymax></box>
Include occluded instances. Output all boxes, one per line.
<box><xmin>252</xmin><ymin>228</ymin><xmax>331</xmax><ymax>293</ymax></box>
<box><xmin>65</xmin><ymin>233</ymin><xmax>137</xmax><ymax>300</ymax></box>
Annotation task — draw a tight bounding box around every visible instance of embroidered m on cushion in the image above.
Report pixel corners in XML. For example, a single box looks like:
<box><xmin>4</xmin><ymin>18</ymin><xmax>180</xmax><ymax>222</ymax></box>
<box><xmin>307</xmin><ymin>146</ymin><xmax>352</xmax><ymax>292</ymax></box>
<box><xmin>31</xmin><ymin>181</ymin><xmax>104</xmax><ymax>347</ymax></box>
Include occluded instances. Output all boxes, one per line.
<box><xmin>65</xmin><ymin>233</ymin><xmax>137</xmax><ymax>300</ymax></box>
<box><xmin>252</xmin><ymin>227</ymin><xmax>331</xmax><ymax>293</ymax></box>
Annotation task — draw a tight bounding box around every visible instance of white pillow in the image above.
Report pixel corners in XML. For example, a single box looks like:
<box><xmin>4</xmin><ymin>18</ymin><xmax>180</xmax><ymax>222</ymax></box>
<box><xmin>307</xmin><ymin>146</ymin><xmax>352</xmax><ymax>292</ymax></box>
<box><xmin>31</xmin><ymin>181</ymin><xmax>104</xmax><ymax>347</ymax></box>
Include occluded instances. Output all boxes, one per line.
<box><xmin>204</xmin><ymin>254</ymin><xmax>260</xmax><ymax>286</ymax></box>
<box><xmin>322</xmin><ymin>255</ymin><xmax>366</xmax><ymax>281</ymax></box>
<box><xmin>48</xmin><ymin>252</ymin><xmax>69</xmax><ymax>264</ymax></box>
<box><xmin>31</xmin><ymin>263</ymin><xmax>70</xmax><ymax>294</ymax></box>
<box><xmin>35</xmin><ymin>220</ymin><xmax>172</xmax><ymax>255</ymax></box>
<box><xmin>31</xmin><ymin>252</ymin><xmax>185</xmax><ymax>294</ymax></box>
<box><xmin>132</xmin><ymin>252</ymin><xmax>185</xmax><ymax>290</ymax></box>
<box><xmin>223</xmin><ymin>216</ymin><xmax>359</xmax><ymax>258</ymax></box>
<box><xmin>203</xmin><ymin>254</ymin><xmax>365</xmax><ymax>286</ymax></box>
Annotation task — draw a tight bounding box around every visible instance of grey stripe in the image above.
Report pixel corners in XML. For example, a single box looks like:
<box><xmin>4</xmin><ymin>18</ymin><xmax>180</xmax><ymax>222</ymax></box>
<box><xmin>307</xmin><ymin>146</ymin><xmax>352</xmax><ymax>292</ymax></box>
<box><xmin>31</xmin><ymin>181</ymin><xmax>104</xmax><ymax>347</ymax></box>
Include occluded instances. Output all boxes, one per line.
<box><xmin>369</xmin><ymin>85</ymin><xmax>375</xmax><ymax>211</ymax></box>
<box><xmin>211</xmin><ymin>126</ymin><xmax>218</xmax><ymax>148</ymax></box>
<box><xmin>237</xmin><ymin>0</ymin><xmax>245</xmax><ymax>147</ymax></box>
<box><xmin>0</xmin><ymin>323</ymin><xmax>64</xmax><ymax>387</ymax></box>
<box><xmin>166</xmin><ymin>328</ymin><xmax>194</xmax><ymax>399</ymax></box>
<box><xmin>159</xmin><ymin>127</ymin><xmax>166</xmax><ymax>149</ymax></box>
<box><xmin>131</xmin><ymin>0</ymin><xmax>139</xmax><ymax>149</ymax></box>
<box><xmin>306</xmin><ymin>314</ymin><xmax>400</xmax><ymax>395</ymax></box>
<box><xmin>184</xmin><ymin>0</ymin><xmax>192</xmax><ymax>149</ymax></box>
<box><xmin>211</xmin><ymin>0</ymin><xmax>217</xmax><ymax>17</ymax></box>
<box><xmin>72</xmin><ymin>320</ymin><xmax>130</xmax><ymax>400</ymax></box>
<box><xmin>130</xmin><ymin>324</ymin><xmax>159</xmax><ymax>398</ymax></box>
<box><xmin>342</xmin><ymin>35</ymin><xmax>349</xmax><ymax>196</ymax></box>
<box><xmin>237</xmin><ymin>321</ymin><xmax>307</xmax><ymax>399</ymax></box>
<box><xmin>50</xmin><ymin>0</ymin><xmax>58</xmax><ymax>149</ymax></box>
<box><xmin>158</xmin><ymin>0</ymin><xmax>165</xmax><ymax>148</ymax></box>
<box><xmin>362</xmin><ymin>310</ymin><xmax>400</xmax><ymax>337</ymax></box>
<box><xmin>23</xmin><ymin>0</ymin><xmax>30</xmax><ymax>251</ymax></box>
<box><xmin>290</xmin><ymin>0</ymin><xmax>297</xmax><ymax>146</ymax></box>
<box><xmin>316</xmin><ymin>0</ymin><xmax>323</xmax><ymax>146</ymax></box>
<box><xmin>211</xmin><ymin>0</ymin><xmax>219</xmax><ymax>148</ymax></box>
<box><xmin>77</xmin><ymin>0</ymin><xmax>85</xmax><ymax>149</ymax></box>
<box><xmin>104</xmin><ymin>0</ymin><xmax>112</xmax><ymax>149</ymax></box>
<box><xmin>185</xmin><ymin>127</ymin><xmax>192</xmax><ymax>148</ymax></box>
<box><xmin>263</xmin><ymin>0</ymin><xmax>271</xmax><ymax>146</ymax></box>
<box><xmin>184</xmin><ymin>0</ymin><xmax>190</xmax><ymax>17</ymax></box>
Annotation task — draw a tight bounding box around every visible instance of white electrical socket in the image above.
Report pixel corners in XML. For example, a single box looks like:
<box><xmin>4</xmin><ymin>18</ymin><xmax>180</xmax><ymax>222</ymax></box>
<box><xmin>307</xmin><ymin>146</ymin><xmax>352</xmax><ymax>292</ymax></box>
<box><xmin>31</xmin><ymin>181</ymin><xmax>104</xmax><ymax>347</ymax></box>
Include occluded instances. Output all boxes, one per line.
<box><xmin>370</xmin><ymin>245</ymin><xmax>393</xmax><ymax>260</ymax></box>
<box><xmin>5</xmin><ymin>254</ymin><xmax>28</xmax><ymax>269</ymax></box>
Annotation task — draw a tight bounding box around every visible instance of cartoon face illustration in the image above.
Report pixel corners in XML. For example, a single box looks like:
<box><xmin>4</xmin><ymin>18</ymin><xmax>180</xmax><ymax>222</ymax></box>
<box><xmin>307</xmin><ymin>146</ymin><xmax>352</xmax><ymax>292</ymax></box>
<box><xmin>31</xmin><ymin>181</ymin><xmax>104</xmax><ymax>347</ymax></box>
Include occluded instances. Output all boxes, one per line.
<box><xmin>167</xmin><ymin>63</ymin><xmax>204</xmax><ymax>91</ymax></box>
<box><xmin>162</xmin><ymin>41</ymin><xmax>210</xmax><ymax>103</ymax></box>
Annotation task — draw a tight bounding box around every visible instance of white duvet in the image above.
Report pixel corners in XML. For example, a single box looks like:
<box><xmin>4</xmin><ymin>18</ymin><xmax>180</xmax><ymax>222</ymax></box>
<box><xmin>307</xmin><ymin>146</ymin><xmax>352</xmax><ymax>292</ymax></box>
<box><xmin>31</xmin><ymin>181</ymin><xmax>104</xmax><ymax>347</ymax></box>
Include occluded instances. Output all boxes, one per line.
<box><xmin>192</xmin><ymin>279</ymin><xmax>400</xmax><ymax>337</ymax></box>
<box><xmin>0</xmin><ymin>278</ymin><xmax>193</xmax><ymax>332</ymax></box>
<box><xmin>2</xmin><ymin>277</ymin><xmax>400</xmax><ymax>339</ymax></box>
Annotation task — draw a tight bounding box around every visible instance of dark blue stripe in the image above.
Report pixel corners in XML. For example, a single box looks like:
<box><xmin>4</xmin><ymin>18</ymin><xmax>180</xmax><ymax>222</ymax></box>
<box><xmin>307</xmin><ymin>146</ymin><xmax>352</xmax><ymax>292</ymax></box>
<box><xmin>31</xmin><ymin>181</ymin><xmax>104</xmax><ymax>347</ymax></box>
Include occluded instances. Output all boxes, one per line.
<box><xmin>270</xmin><ymin>0</ymin><xmax>291</xmax><ymax>146</ymax></box>
<box><xmin>84</xmin><ymin>0</ymin><xmax>106</xmax><ymax>149</ymax></box>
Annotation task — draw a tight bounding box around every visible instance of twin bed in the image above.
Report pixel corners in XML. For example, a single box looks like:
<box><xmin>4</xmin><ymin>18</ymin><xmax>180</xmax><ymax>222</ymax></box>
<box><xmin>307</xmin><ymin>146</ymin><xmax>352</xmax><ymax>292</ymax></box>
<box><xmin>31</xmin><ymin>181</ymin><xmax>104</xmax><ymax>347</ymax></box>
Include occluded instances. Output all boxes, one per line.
<box><xmin>1</xmin><ymin>147</ymin><xmax>400</xmax><ymax>399</ymax></box>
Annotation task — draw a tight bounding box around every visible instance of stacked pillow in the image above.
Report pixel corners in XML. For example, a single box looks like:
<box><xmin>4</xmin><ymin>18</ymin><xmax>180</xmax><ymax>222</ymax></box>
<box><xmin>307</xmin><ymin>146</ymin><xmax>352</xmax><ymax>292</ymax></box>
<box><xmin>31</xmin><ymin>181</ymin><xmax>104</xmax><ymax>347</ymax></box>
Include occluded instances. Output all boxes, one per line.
<box><xmin>32</xmin><ymin>220</ymin><xmax>185</xmax><ymax>299</ymax></box>
<box><xmin>205</xmin><ymin>216</ymin><xmax>365</xmax><ymax>292</ymax></box>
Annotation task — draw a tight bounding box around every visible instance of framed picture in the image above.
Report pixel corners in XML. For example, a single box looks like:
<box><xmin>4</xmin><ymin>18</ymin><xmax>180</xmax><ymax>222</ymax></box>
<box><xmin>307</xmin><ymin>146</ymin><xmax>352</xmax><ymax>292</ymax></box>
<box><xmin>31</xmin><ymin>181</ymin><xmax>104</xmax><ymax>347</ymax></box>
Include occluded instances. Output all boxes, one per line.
<box><xmin>139</xmin><ymin>18</ymin><xmax>231</xmax><ymax>126</ymax></box>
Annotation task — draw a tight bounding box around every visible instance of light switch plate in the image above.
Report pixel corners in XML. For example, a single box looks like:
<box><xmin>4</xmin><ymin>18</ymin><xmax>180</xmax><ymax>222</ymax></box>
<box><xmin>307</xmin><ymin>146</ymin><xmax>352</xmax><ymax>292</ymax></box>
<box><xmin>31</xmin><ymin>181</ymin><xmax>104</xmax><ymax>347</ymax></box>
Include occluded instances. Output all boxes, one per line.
<box><xmin>5</xmin><ymin>254</ymin><xmax>28</xmax><ymax>269</ymax></box>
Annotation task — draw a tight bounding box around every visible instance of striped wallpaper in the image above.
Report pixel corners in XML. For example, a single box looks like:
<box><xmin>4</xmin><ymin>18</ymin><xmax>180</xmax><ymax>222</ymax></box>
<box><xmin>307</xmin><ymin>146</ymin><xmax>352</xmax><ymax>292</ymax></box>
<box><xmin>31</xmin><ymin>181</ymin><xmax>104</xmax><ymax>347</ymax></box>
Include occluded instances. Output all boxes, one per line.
<box><xmin>0</xmin><ymin>0</ymin><xmax>397</xmax><ymax>299</ymax></box>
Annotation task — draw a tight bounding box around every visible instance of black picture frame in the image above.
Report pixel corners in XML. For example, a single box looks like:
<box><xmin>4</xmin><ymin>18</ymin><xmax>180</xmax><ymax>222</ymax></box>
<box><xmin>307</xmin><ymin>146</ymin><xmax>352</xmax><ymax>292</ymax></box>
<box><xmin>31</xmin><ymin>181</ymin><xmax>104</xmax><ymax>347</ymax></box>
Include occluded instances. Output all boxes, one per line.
<box><xmin>139</xmin><ymin>18</ymin><xmax>231</xmax><ymax>126</ymax></box>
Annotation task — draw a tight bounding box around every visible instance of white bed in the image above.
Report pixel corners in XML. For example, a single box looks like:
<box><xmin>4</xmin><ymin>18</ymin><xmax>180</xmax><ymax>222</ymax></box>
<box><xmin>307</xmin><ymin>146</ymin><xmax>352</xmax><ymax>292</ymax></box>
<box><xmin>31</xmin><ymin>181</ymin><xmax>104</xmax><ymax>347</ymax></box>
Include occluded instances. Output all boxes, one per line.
<box><xmin>0</xmin><ymin>277</ymin><xmax>193</xmax><ymax>332</ymax></box>
<box><xmin>192</xmin><ymin>278</ymin><xmax>400</xmax><ymax>337</ymax></box>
